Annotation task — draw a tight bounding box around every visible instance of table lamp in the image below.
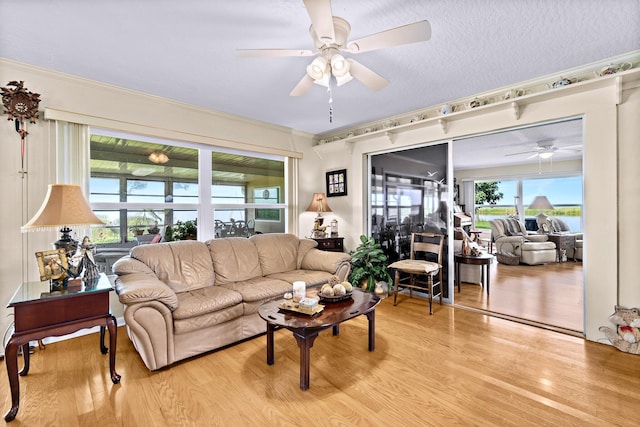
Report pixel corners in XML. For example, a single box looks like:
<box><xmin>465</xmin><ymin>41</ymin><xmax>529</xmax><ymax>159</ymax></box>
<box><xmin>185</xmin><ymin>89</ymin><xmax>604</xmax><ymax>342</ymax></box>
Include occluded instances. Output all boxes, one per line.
<box><xmin>305</xmin><ymin>192</ymin><xmax>332</xmax><ymax>238</ymax></box>
<box><xmin>528</xmin><ymin>195</ymin><xmax>555</xmax><ymax>231</ymax></box>
<box><xmin>22</xmin><ymin>184</ymin><xmax>104</xmax><ymax>284</ymax></box>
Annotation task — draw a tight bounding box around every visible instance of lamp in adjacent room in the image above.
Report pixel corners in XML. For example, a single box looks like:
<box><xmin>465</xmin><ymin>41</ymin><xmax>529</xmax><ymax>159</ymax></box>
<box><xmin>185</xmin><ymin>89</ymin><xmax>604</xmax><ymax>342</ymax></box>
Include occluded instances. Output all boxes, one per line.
<box><xmin>528</xmin><ymin>195</ymin><xmax>555</xmax><ymax>231</ymax></box>
<box><xmin>306</xmin><ymin>192</ymin><xmax>332</xmax><ymax>238</ymax></box>
<box><xmin>22</xmin><ymin>184</ymin><xmax>105</xmax><ymax>283</ymax></box>
<box><xmin>528</xmin><ymin>195</ymin><xmax>554</xmax><ymax>211</ymax></box>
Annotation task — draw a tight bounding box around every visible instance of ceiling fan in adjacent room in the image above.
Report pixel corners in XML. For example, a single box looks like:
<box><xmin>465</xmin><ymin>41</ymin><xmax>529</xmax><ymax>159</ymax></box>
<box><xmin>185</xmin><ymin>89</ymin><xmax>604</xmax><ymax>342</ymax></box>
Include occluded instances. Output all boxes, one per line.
<box><xmin>235</xmin><ymin>0</ymin><xmax>431</xmax><ymax>96</ymax></box>
<box><xmin>505</xmin><ymin>140</ymin><xmax>582</xmax><ymax>160</ymax></box>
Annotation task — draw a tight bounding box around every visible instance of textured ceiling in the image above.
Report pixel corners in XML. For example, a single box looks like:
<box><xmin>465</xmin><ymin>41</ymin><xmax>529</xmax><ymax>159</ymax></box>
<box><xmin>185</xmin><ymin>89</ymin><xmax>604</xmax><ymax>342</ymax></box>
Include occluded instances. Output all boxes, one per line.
<box><xmin>1</xmin><ymin>0</ymin><xmax>638</xmax><ymax>136</ymax></box>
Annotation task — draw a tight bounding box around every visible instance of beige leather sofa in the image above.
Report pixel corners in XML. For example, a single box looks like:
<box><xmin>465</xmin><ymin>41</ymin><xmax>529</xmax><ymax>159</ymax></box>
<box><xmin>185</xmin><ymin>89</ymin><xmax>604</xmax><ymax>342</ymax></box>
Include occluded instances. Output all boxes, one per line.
<box><xmin>113</xmin><ymin>233</ymin><xmax>351</xmax><ymax>370</ymax></box>
<box><xmin>489</xmin><ymin>218</ymin><xmax>556</xmax><ymax>265</ymax></box>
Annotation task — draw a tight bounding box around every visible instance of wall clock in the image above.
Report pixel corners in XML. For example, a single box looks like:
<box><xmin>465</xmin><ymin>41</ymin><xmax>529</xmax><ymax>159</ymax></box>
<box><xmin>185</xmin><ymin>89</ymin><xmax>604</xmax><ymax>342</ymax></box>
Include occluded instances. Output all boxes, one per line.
<box><xmin>1</xmin><ymin>80</ymin><xmax>40</xmax><ymax>124</ymax></box>
<box><xmin>1</xmin><ymin>81</ymin><xmax>41</xmax><ymax>175</ymax></box>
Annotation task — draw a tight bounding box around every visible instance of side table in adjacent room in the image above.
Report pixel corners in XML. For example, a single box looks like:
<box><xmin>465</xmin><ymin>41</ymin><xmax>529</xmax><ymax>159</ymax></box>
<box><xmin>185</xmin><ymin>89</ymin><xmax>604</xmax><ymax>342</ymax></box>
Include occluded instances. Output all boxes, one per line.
<box><xmin>547</xmin><ymin>233</ymin><xmax>577</xmax><ymax>262</ymax></box>
<box><xmin>455</xmin><ymin>253</ymin><xmax>494</xmax><ymax>295</ymax></box>
<box><xmin>3</xmin><ymin>273</ymin><xmax>121</xmax><ymax>422</ymax></box>
<box><xmin>312</xmin><ymin>237</ymin><xmax>344</xmax><ymax>252</ymax></box>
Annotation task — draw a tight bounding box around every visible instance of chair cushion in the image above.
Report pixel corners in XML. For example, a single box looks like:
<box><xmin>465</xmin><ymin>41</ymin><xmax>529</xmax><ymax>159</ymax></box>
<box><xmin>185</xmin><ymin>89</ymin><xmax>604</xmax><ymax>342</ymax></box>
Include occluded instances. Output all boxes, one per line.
<box><xmin>521</xmin><ymin>241</ymin><xmax>556</xmax><ymax>251</ymax></box>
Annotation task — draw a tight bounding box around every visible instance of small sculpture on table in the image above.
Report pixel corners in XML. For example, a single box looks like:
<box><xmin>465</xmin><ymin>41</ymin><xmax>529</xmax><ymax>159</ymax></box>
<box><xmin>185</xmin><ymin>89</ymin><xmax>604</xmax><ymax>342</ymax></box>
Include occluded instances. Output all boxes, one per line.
<box><xmin>311</xmin><ymin>217</ymin><xmax>327</xmax><ymax>238</ymax></box>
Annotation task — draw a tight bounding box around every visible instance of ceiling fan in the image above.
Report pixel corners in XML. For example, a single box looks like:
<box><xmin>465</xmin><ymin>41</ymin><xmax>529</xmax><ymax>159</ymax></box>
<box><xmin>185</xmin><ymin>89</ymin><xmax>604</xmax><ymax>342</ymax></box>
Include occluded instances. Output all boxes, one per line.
<box><xmin>235</xmin><ymin>0</ymin><xmax>431</xmax><ymax>96</ymax></box>
<box><xmin>505</xmin><ymin>140</ymin><xmax>582</xmax><ymax>159</ymax></box>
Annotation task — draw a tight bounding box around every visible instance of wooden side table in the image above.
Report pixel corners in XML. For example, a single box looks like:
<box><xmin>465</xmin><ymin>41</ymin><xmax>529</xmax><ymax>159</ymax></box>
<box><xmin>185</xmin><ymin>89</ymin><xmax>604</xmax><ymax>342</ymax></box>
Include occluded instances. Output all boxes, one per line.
<box><xmin>3</xmin><ymin>274</ymin><xmax>121</xmax><ymax>422</ymax></box>
<box><xmin>455</xmin><ymin>253</ymin><xmax>494</xmax><ymax>295</ymax></box>
<box><xmin>547</xmin><ymin>234</ymin><xmax>577</xmax><ymax>262</ymax></box>
<box><xmin>312</xmin><ymin>237</ymin><xmax>344</xmax><ymax>252</ymax></box>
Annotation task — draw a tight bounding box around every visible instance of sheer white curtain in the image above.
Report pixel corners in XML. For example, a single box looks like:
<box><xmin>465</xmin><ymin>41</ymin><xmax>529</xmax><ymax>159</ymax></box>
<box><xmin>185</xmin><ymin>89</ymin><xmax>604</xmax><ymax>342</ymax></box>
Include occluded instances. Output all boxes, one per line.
<box><xmin>462</xmin><ymin>180</ymin><xmax>475</xmax><ymax>222</ymax></box>
<box><xmin>55</xmin><ymin>121</ymin><xmax>93</xmax><ymax>238</ymax></box>
<box><xmin>56</xmin><ymin>121</ymin><xmax>90</xmax><ymax>191</ymax></box>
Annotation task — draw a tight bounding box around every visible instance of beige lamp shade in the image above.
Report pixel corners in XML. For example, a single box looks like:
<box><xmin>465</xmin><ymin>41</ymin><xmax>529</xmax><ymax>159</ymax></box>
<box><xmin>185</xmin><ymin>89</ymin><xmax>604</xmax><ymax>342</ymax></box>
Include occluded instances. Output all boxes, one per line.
<box><xmin>22</xmin><ymin>184</ymin><xmax>104</xmax><ymax>232</ymax></box>
<box><xmin>305</xmin><ymin>192</ymin><xmax>333</xmax><ymax>213</ymax></box>
<box><xmin>528</xmin><ymin>195</ymin><xmax>554</xmax><ymax>211</ymax></box>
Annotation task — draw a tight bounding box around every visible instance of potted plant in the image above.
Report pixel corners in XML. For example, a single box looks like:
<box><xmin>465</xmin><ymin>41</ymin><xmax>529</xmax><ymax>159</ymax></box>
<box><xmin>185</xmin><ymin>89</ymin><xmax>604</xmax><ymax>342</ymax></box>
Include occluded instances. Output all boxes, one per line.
<box><xmin>172</xmin><ymin>219</ymin><xmax>198</xmax><ymax>240</ymax></box>
<box><xmin>348</xmin><ymin>235</ymin><xmax>393</xmax><ymax>292</ymax></box>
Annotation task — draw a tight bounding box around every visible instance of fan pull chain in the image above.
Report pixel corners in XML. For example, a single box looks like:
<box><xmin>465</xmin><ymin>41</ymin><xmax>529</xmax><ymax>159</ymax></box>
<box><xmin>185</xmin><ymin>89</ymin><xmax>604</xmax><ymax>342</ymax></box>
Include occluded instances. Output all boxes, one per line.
<box><xmin>327</xmin><ymin>85</ymin><xmax>333</xmax><ymax>123</ymax></box>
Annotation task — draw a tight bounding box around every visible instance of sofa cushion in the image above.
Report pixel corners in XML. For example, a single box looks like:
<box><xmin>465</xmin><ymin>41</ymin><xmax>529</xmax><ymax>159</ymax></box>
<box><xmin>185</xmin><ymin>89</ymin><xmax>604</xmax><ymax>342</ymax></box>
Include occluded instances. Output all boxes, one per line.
<box><xmin>297</xmin><ymin>239</ymin><xmax>318</xmax><ymax>269</ymax></box>
<box><xmin>173</xmin><ymin>286</ymin><xmax>242</xmax><ymax>320</ymax></box>
<box><xmin>220</xmin><ymin>276</ymin><xmax>292</xmax><ymax>303</ymax></box>
<box><xmin>266</xmin><ymin>270</ymin><xmax>335</xmax><ymax>288</ymax></box>
<box><xmin>206</xmin><ymin>237</ymin><xmax>262</xmax><ymax>285</ymax></box>
<box><xmin>250</xmin><ymin>233</ymin><xmax>300</xmax><ymax>276</ymax></box>
<box><xmin>130</xmin><ymin>240</ymin><xmax>215</xmax><ymax>293</ymax></box>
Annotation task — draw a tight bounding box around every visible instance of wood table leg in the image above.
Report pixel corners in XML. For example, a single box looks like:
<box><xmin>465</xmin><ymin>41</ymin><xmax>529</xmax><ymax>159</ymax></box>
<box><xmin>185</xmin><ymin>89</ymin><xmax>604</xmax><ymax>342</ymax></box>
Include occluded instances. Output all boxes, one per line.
<box><xmin>293</xmin><ymin>332</ymin><xmax>319</xmax><ymax>391</ymax></box>
<box><xmin>106</xmin><ymin>316</ymin><xmax>121</xmax><ymax>384</ymax></box>
<box><xmin>332</xmin><ymin>324</ymin><xmax>340</xmax><ymax>336</ymax></box>
<box><xmin>19</xmin><ymin>343</ymin><xmax>30</xmax><ymax>376</ymax></box>
<box><xmin>4</xmin><ymin>337</ymin><xmax>21</xmax><ymax>422</ymax></box>
<box><xmin>99</xmin><ymin>325</ymin><xmax>107</xmax><ymax>354</ymax></box>
<box><xmin>486</xmin><ymin>265</ymin><xmax>491</xmax><ymax>295</ymax></box>
<box><xmin>366</xmin><ymin>310</ymin><xmax>376</xmax><ymax>351</ymax></box>
<box><xmin>456</xmin><ymin>260</ymin><xmax>461</xmax><ymax>292</ymax></box>
<box><xmin>266</xmin><ymin>322</ymin><xmax>275</xmax><ymax>365</ymax></box>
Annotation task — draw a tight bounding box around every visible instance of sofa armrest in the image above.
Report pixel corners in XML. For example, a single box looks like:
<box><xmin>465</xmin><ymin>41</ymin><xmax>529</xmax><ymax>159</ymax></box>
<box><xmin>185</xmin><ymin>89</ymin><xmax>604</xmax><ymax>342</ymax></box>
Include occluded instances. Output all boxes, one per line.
<box><xmin>300</xmin><ymin>248</ymin><xmax>351</xmax><ymax>274</ymax></box>
<box><xmin>495</xmin><ymin>235</ymin><xmax>525</xmax><ymax>255</ymax></box>
<box><xmin>114</xmin><ymin>260</ymin><xmax>179</xmax><ymax>311</ymax></box>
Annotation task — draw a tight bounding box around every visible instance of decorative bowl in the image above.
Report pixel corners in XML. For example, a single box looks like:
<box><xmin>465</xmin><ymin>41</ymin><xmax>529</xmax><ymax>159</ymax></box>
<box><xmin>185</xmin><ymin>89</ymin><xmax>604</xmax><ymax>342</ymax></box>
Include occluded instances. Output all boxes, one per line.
<box><xmin>317</xmin><ymin>292</ymin><xmax>353</xmax><ymax>303</ymax></box>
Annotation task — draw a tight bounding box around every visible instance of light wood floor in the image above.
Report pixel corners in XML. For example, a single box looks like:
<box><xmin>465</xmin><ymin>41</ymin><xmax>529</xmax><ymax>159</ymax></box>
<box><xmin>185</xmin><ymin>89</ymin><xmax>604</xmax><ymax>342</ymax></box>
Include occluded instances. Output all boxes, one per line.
<box><xmin>454</xmin><ymin>260</ymin><xmax>584</xmax><ymax>333</ymax></box>
<box><xmin>2</xmin><ymin>297</ymin><xmax>638</xmax><ymax>426</ymax></box>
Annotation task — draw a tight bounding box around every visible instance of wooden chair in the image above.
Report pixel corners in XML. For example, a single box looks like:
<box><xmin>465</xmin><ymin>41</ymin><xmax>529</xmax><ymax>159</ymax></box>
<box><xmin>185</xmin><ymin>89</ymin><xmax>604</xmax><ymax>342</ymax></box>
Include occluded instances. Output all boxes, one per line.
<box><xmin>388</xmin><ymin>232</ymin><xmax>444</xmax><ymax>315</ymax></box>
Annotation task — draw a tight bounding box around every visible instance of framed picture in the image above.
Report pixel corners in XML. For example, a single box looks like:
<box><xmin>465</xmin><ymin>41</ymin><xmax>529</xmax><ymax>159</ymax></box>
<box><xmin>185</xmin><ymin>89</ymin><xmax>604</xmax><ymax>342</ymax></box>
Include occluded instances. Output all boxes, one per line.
<box><xmin>326</xmin><ymin>169</ymin><xmax>347</xmax><ymax>197</ymax></box>
<box><xmin>35</xmin><ymin>248</ymin><xmax>68</xmax><ymax>282</ymax></box>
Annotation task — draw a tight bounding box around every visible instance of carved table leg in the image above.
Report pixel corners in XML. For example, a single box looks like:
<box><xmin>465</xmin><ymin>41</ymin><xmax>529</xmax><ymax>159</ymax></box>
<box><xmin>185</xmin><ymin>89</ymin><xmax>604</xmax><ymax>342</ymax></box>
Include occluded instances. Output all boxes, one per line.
<box><xmin>106</xmin><ymin>316</ymin><xmax>121</xmax><ymax>384</ymax></box>
<box><xmin>99</xmin><ymin>325</ymin><xmax>107</xmax><ymax>354</ymax></box>
<box><xmin>4</xmin><ymin>337</ymin><xmax>21</xmax><ymax>422</ymax></box>
<box><xmin>19</xmin><ymin>343</ymin><xmax>30</xmax><ymax>376</ymax></box>
<box><xmin>293</xmin><ymin>332</ymin><xmax>319</xmax><ymax>391</ymax></box>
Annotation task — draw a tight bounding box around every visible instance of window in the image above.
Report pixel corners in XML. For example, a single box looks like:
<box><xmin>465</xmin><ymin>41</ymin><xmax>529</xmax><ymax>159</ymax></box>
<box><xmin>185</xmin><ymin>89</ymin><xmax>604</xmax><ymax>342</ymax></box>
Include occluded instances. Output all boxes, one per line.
<box><xmin>475</xmin><ymin>176</ymin><xmax>582</xmax><ymax>232</ymax></box>
<box><xmin>89</xmin><ymin>129</ymin><xmax>287</xmax><ymax>243</ymax></box>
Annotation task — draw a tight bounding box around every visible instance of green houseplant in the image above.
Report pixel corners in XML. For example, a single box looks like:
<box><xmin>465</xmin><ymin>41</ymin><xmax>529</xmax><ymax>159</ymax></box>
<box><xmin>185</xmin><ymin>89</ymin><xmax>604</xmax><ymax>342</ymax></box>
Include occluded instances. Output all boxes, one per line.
<box><xmin>348</xmin><ymin>235</ymin><xmax>393</xmax><ymax>292</ymax></box>
<box><xmin>169</xmin><ymin>219</ymin><xmax>198</xmax><ymax>241</ymax></box>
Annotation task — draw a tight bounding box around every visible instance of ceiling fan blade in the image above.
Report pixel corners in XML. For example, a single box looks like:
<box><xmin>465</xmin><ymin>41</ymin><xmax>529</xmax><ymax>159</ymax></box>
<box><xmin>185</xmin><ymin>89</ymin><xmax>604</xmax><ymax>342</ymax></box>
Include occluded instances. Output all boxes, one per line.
<box><xmin>527</xmin><ymin>153</ymin><xmax>540</xmax><ymax>159</ymax></box>
<box><xmin>303</xmin><ymin>0</ymin><xmax>335</xmax><ymax>44</ymax></box>
<box><xmin>290</xmin><ymin>74</ymin><xmax>314</xmax><ymax>96</ymax></box>
<box><xmin>235</xmin><ymin>49</ymin><xmax>315</xmax><ymax>58</ymax></box>
<box><xmin>347</xmin><ymin>59</ymin><xmax>388</xmax><ymax>91</ymax></box>
<box><xmin>505</xmin><ymin>150</ymin><xmax>537</xmax><ymax>157</ymax></box>
<box><xmin>346</xmin><ymin>20</ymin><xmax>431</xmax><ymax>53</ymax></box>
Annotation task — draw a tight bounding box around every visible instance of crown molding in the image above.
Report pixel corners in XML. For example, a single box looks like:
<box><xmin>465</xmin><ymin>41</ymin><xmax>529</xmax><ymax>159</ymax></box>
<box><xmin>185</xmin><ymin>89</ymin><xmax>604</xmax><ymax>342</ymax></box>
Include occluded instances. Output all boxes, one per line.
<box><xmin>314</xmin><ymin>50</ymin><xmax>640</xmax><ymax>146</ymax></box>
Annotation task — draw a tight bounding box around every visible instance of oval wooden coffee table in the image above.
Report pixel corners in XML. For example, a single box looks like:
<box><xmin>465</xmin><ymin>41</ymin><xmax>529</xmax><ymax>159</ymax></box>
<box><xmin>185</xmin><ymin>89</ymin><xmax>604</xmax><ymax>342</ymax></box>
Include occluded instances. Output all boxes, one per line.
<box><xmin>258</xmin><ymin>289</ymin><xmax>380</xmax><ymax>390</ymax></box>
